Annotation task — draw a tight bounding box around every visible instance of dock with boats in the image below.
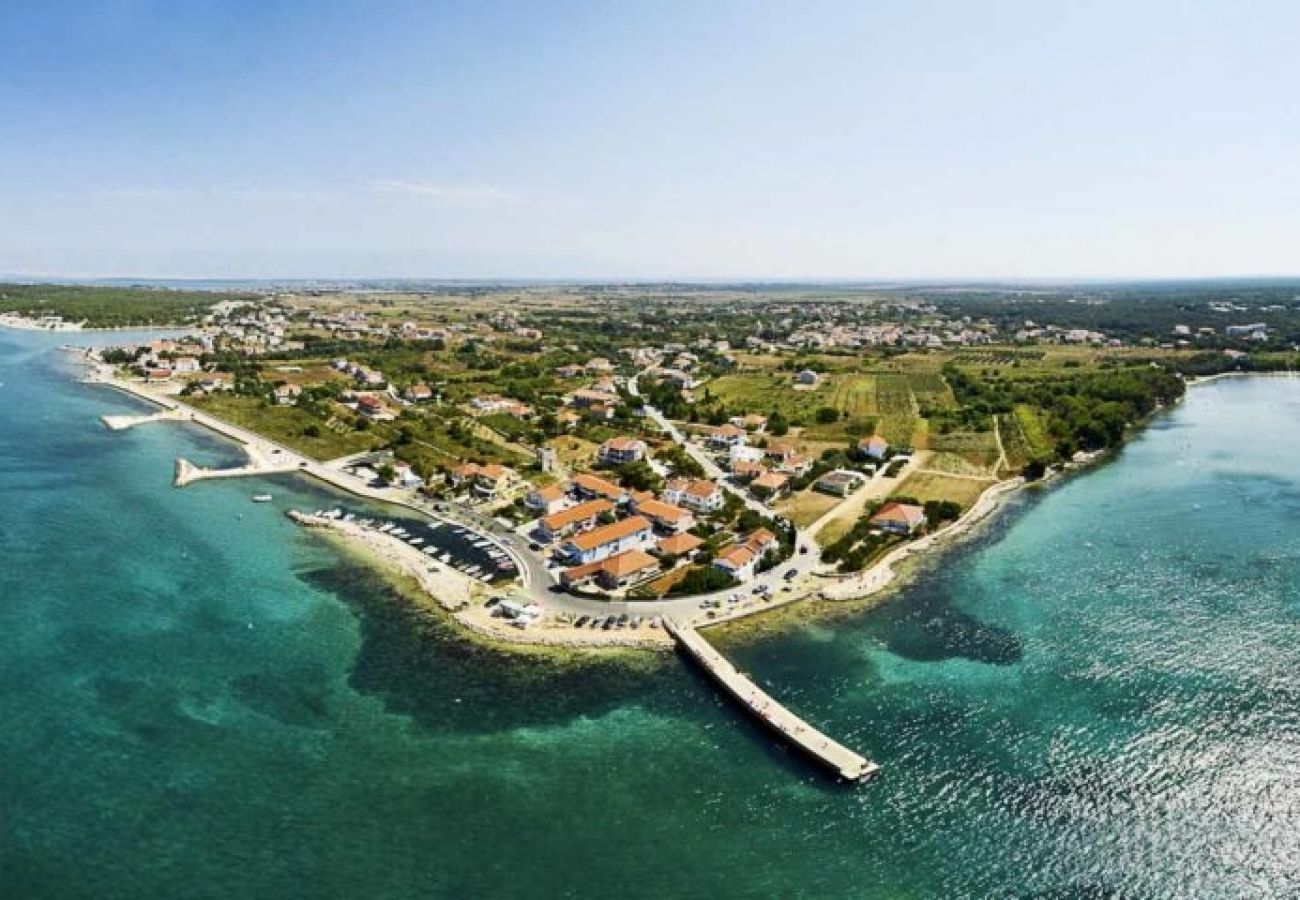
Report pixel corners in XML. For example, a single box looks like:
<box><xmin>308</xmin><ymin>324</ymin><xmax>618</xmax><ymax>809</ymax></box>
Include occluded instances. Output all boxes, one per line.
<box><xmin>664</xmin><ymin>618</ymin><xmax>879</xmax><ymax>783</ymax></box>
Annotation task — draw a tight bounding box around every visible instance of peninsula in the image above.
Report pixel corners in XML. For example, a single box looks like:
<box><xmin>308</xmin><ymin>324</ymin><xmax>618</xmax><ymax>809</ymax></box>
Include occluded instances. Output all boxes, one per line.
<box><xmin>59</xmin><ymin>279</ymin><xmax>1300</xmax><ymax>780</ymax></box>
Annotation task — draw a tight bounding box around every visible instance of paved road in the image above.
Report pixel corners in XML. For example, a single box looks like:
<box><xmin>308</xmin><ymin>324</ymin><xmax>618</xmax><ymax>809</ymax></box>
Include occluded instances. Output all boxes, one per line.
<box><xmin>95</xmin><ymin>361</ymin><xmax>834</xmax><ymax>627</ymax></box>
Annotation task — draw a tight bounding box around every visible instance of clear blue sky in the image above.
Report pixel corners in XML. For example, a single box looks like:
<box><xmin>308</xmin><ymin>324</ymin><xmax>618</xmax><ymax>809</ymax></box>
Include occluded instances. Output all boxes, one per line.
<box><xmin>2</xmin><ymin>0</ymin><xmax>1297</xmax><ymax>280</ymax></box>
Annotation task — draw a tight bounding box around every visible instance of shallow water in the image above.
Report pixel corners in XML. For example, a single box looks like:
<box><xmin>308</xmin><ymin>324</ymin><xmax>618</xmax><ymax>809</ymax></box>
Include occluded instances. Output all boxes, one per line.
<box><xmin>1</xmin><ymin>330</ymin><xmax>1296</xmax><ymax>899</ymax></box>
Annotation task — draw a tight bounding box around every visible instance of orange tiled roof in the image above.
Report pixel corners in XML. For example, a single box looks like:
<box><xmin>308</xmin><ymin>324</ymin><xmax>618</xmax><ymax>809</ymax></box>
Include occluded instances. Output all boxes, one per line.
<box><xmin>566</xmin><ymin>516</ymin><xmax>650</xmax><ymax>552</ymax></box>
<box><xmin>542</xmin><ymin>499</ymin><xmax>614</xmax><ymax>531</ymax></box>
<box><xmin>657</xmin><ymin>532</ymin><xmax>703</xmax><ymax>555</ymax></box>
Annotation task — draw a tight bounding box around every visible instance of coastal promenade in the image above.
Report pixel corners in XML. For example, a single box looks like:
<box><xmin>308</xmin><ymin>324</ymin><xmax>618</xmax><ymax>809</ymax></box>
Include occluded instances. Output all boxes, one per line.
<box><xmin>665</xmin><ymin>618</ymin><xmax>879</xmax><ymax>782</ymax></box>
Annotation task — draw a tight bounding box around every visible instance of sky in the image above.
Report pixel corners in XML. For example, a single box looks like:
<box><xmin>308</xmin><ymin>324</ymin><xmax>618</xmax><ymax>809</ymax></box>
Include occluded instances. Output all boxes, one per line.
<box><xmin>1</xmin><ymin>0</ymin><xmax>1297</xmax><ymax>280</ymax></box>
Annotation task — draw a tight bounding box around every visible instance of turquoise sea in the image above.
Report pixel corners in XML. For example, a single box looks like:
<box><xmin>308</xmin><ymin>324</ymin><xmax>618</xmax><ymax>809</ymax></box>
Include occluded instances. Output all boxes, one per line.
<box><xmin>1</xmin><ymin>329</ymin><xmax>1297</xmax><ymax>899</ymax></box>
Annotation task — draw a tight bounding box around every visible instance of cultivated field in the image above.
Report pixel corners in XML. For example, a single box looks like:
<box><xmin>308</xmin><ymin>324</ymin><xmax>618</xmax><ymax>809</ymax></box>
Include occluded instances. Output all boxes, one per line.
<box><xmin>892</xmin><ymin>471</ymin><xmax>994</xmax><ymax>509</ymax></box>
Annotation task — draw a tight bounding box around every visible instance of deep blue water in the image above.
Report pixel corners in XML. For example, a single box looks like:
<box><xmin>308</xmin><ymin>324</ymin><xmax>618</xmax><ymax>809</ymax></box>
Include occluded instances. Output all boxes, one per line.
<box><xmin>1</xmin><ymin>329</ymin><xmax>1297</xmax><ymax>899</ymax></box>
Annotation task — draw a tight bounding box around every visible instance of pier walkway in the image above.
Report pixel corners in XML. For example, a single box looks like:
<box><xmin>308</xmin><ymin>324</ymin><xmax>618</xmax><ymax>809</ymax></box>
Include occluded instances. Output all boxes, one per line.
<box><xmin>101</xmin><ymin>408</ymin><xmax>189</xmax><ymax>431</ymax></box>
<box><xmin>174</xmin><ymin>455</ymin><xmax>299</xmax><ymax>487</ymax></box>
<box><xmin>664</xmin><ymin>619</ymin><xmax>879</xmax><ymax>782</ymax></box>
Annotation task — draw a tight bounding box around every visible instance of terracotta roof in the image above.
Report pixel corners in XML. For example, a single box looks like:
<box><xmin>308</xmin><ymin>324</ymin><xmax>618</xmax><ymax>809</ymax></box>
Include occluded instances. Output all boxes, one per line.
<box><xmin>541</xmin><ymin>499</ymin><xmax>614</xmax><ymax>532</ymax></box>
<box><xmin>571</xmin><ymin>472</ymin><xmax>626</xmax><ymax>500</ymax></box>
<box><xmin>683</xmin><ymin>479</ymin><xmax>719</xmax><ymax>499</ymax></box>
<box><xmin>531</xmin><ymin>484</ymin><xmax>566</xmax><ymax>503</ymax></box>
<box><xmin>560</xmin><ymin>559</ymin><xmax>605</xmax><ymax>584</ymax></box>
<box><xmin>565</xmin><ymin>516</ymin><xmax>651</xmax><ymax>552</ymax></box>
<box><xmin>751</xmin><ymin>472</ymin><xmax>789</xmax><ymax>490</ymax></box>
<box><xmin>478</xmin><ymin>464</ymin><xmax>507</xmax><ymax>480</ymax></box>
<box><xmin>714</xmin><ymin>424</ymin><xmax>744</xmax><ymax>438</ymax></box>
<box><xmin>716</xmin><ymin>544</ymin><xmax>756</xmax><ymax>569</ymax></box>
<box><xmin>859</xmin><ymin>435</ymin><xmax>889</xmax><ymax>449</ymax></box>
<box><xmin>744</xmin><ymin>527</ymin><xmax>777</xmax><ymax>549</ymax></box>
<box><xmin>602</xmin><ymin>436</ymin><xmax>645</xmax><ymax>452</ymax></box>
<box><xmin>871</xmin><ymin>502</ymin><xmax>926</xmax><ymax>527</ymax></box>
<box><xmin>600</xmin><ymin>548</ymin><xmax>658</xmax><ymax>578</ymax></box>
<box><xmin>657</xmin><ymin>533</ymin><xmax>703</xmax><ymax>555</ymax></box>
<box><xmin>635</xmin><ymin>497</ymin><xmax>692</xmax><ymax>524</ymax></box>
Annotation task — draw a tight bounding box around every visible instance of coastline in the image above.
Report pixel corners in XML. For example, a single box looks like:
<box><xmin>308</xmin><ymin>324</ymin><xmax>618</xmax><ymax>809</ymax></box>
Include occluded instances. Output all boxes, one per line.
<box><xmin>0</xmin><ymin>312</ymin><xmax>205</xmax><ymax>333</ymax></box>
<box><xmin>74</xmin><ymin>342</ymin><xmax>1278</xmax><ymax>655</ymax></box>
<box><xmin>296</xmin><ymin>511</ymin><xmax>673</xmax><ymax>652</ymax></box>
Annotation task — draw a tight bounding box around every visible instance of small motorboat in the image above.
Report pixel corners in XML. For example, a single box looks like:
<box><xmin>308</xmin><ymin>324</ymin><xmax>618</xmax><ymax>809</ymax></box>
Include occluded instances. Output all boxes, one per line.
<box><xmin>252</xmin><ymin>494</ymin><xmax>273</xmax><ymax>503</ymax></box>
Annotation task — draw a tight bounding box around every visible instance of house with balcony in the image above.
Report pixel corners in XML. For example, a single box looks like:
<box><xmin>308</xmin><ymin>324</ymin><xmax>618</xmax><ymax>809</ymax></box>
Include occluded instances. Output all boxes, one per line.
<box><xmin>598</xmin><ymin>437</ymin><xmax>647</xmax><ymax>466</ymax></box>
<box><xmin>663</xmin><ymin>478</ymin><xmax>724</xmax><ymax>513</ymax></box>
<box><xmin>558</xmin><ymin>515</ymin><xmax>652</xmax><ymax>565</ymax></box>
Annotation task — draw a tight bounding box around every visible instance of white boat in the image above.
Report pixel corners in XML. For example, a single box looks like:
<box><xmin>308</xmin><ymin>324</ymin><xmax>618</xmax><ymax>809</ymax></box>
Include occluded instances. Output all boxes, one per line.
<box><xmin>423</xmin><ymin>546</ymin><xmax>438</xmax><ymax>555</ymax></box>
<box><xmin>251</xmin><ymin>494</ymin><xmax>273</xmax><ymax>503</ymax></box>
<box><xmin>409</xmin><ymin>537</ymin><xmax>424</xmax><ymax>545</ymax></box>
<box><xmin>439</xmin><ymin>553</ymin><xmax>451</xmax><ymax>563</ymax></box>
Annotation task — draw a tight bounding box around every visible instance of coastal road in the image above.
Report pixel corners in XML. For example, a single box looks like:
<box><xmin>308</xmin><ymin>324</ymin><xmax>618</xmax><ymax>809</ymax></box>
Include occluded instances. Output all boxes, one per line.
<box><xmin>93</xmin><ymin>357</ymin><xmax>835</xmax><ymax>627</ymax></box>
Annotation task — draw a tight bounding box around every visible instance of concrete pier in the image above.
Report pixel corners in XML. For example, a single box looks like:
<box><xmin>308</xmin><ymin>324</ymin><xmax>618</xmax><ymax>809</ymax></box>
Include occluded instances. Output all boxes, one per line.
<box><xmin>101</xmin><ymin>408</ymin><xmax>189</xmax><ymax>431</ymax></box>
<box><xmin>665</xmin><ymin>618</ymin><xmax>879</xmax><ymax>782</ymax></box>
<box><xmin>173</xmin><ymin>456</ymin><xmax>298</xmax><ymax>487</ymax></box>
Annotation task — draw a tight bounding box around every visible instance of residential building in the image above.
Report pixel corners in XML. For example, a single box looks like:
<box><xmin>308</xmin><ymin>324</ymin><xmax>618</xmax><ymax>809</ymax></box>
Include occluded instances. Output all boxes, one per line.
<box><xmin>708</xmin><ymin>424</ymin><xmax>746</xmax><ymax>450</ymax></box>
<box><xmin>538</xmin><ymin>499</ymin><xmax>614</xmax><ymax>541</ymax></box>
<box><xmin>713</xmin><ymin>544</ymin><xmax>758</xmax><ymax>581</ymax></box>
<box><xmin>404</xmin><ymin>383</ymin><xmax>433</xmax><ymax>402</ymax></box>
<box><xmin>857</xmin><ymin>435</ymin><xmax>890</xmax><ymax>460</ymax></box>
<box><xmin>472</xmin><ymin>464</ymin><xmax>510</xmax><ymax>498</ymax></box>
<box><xmin>598</xmin><ymin>437</ymin><xmax>648</xmax><ymax>466</ymax></box>
<box><xmin>656</xmin><ymin>532</ymin><xmax>703</xmax><ymax>558</ymax></box>
<box><xmin>570</xmin><ymin>388</ymin><xmax>620</xmax><ymax>409</ymax></box>
<box><xmin>559</xmin><ymin>515</ymin><xmax>652</xmax><ymax>565</ymax></box>
<box><xmin>570</xmin><ymin>472</ymin><xmax>630</xmax><ymax>505</ymax></box>
<box><xmin>390</xmin><ymin>461</ymin><xmax>423</xmax><ymax>488</ymax></box>
<box><xmin>815</xmin><ymin>471</ymin><xmax>863</xmax><ymax>497</ymax></box>
<box><xmin>729</xmin><ymin>444</ymin><xmax>766</xmax><ymax>466</ymax></box>
<box><xmin>774</xmin><ymin>453</ymin><xmax>813</xmax><ymax>476</ymax></box>
<box><xmin>870</xmin><ymin>502</ymin><xmax>927</xmax><ymax>535</ymax></box>
<box><xmin>750</xmin><ymin>471</ymin><xmax>791</xmax><ymax>499</ymax></box>
<box><xmin>663</xmin><ymin>478</ymin><xmax>724</xmax><ymax>513</ymax></box>
<box><xmin>356</xmin><ymin>395</ymin><xmax>394</xmax><ymax>420</ymax></box>
<box><xmin>524</xmin><ymin>483</ymin><xmax>567</xmax><ymax>516</ymax></box>
<box><xmin>560</xmin><ymin>548</ymin><xmax>659</xmax><ymax>591</ymax></box>
<box><xmin>630</xmin><ymin>496</ymin><xmax>695</xmax><ymax>533</ymax></box>
<box><xmin>273</xmin><ymin>384</ymin><xmax>302</xmax><ymax>405</ymax></box>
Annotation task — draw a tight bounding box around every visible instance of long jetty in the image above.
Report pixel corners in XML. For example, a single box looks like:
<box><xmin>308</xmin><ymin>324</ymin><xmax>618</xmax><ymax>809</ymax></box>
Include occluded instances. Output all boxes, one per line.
<box><xmin>665</xmin><ymin>619</ymin><xmax>879</xmax><ymax>782</ymax></box>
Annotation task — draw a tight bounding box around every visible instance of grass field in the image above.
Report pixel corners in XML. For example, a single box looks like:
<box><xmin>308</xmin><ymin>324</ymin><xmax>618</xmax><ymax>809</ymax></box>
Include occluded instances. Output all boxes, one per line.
<box><xmin>892</xmin><ymin>471</ymin><xmax>994</xmax><ymax>509</ymax></box>
<box><xmin>1014</xmin><ymin>404</ymin><xmax>1054</xmax><ymax>459</ymax></box>
<box><xmin>927</xmin><ymin>430</ymin><xmax>1000</xmax><ymax>473</ymax></box>
<box><xmin>775</xmin><ymin>489</ymin><xmax>841</xmax><ymax>528</ymax></box>
<box><xmin>191</xmin><ymin>395</ymin><xmax>382</xmax><ymax>460</ymax></box>
<box><xmin>706</xmin><ymin>372</ymin><xmax>831</xmax><ymax>423</ymax></box>
<box><xmin>708</xmin><ymin>366</ymin><xmax>953</xmax><ymax>445</ymax></box>
<box><xmin>544</xmin><ymin>435</ymin><xmax>601</xmax><ymax>468</ymax></box>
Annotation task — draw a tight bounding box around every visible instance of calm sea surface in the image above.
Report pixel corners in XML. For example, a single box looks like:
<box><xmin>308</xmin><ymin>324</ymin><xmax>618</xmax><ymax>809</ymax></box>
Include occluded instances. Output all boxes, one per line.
<box><xmin>1</xmin><ymin>329</ymin><xmax>1297</xmax><ymax>899</ymax></box>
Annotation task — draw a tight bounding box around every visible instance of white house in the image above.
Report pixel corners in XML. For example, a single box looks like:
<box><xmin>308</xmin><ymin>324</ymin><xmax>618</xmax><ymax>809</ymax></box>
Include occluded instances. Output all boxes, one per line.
<box><xmin>663</xmin><ymin>478</ymin><xmax>724</xmax><ymax>513</ymax></box>
<box><xmin>598</xmin><ymin>437</ymin><xmax>647</xmax><ymax>466</ymax></box>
